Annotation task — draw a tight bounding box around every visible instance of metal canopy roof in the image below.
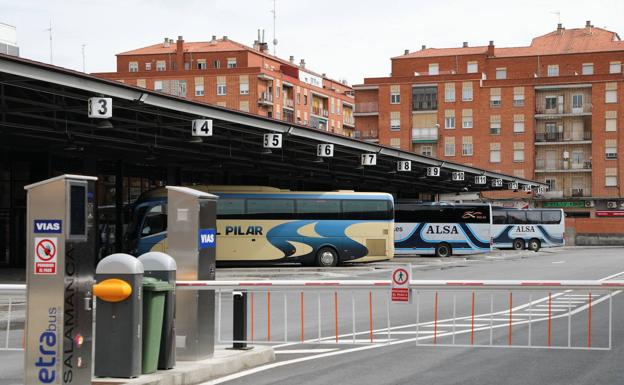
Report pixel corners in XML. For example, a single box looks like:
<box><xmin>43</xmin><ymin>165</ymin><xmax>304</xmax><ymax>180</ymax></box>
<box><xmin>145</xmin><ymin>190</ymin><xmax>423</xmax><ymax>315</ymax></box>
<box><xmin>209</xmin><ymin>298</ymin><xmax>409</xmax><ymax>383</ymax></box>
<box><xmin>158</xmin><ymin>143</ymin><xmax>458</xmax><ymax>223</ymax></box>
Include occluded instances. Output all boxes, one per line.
<box><xmin>0</xmin><ymin>54</ymin><xmax>546</xmax><ymax>195</ymax></box>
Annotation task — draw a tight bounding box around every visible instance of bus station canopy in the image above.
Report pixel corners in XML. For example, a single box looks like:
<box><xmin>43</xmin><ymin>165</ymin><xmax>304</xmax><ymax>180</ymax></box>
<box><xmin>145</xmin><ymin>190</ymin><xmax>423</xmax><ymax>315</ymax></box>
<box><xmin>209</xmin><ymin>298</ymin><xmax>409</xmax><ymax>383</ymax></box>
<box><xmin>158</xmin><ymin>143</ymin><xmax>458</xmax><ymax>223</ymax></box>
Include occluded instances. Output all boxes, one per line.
<box><xmin>0</xmin><ymin>54</ymin><xmax>546</xmax><ymax>195</ymax></box>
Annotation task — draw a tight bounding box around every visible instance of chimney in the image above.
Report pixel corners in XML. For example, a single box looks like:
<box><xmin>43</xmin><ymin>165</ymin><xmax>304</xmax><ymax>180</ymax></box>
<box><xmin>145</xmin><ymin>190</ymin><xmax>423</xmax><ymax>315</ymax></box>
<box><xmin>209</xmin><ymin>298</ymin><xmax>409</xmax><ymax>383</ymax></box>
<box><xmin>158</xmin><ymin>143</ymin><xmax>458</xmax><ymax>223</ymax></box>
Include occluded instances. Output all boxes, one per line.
<box><xmin>557</xmin><ymin>23</ymin><xmax>564</xmax><ymax>34</ymax></box>
<box><xmin>300</xmin><ymin>59</ymin><xmax>306</xmax><ymax>68</ymax></box>
<box><xmin>462</xmin><ymin>41</ymin><xmax>468</xmax><ymax>48</ymax></box>
<box><xmin>259</xmin><ymin>42</ymin><xmax>269</xmax><ymax>53</ymax></box>
<box><xmin>163</xmin><ymin>37</ymin><xmax>170</xmax><ymax>48</ymax></box>
<box><xmin>223</xmin><ymin>35</ymin><xmax>228</xmax><ymax>41</ymax></box>
<box><xmin>404</xmin><ymin>49</ymin><xmax>410</xmax><ymax>55</ymax></box>
<box><xmin>289</xmin><ymin>55</ymin><xmax>294</xmax><ymax>63</ymax></box>
<box><xmin>585</xmin><ymin>20</ymin><xmax>591</xmax><ymax>27</ymax></box>
<box><xmin>211</xmin><ymin>35</ymin><xmax>217</xmax><ymax>42</ymax></box>
<box><xmin>176</xmin><ymin>36</ymin><xmax>184</xmax><ymax>54</ymax></box>
<box><xmin>253</xmin><ymin>40</ymin><xmax>260</xmax><ymax>50</ymax></box>
<box><xmin>322</xmin><ymin>73</ymin><xmax>326</xmax><ymax>78</ymax></box>
<box><xmin>176</xmin><ymin>36</ymin><xmax>185</xmax><ymax>72</ymax></box>
<box><xmin>487</xmin><ymin>40</ymin><xmax>495</xmax><ymax>57</ymax></box>
<box><xmin>421</xmin><ymin>45</ymin><xmax>426</xmax><ymax>50</ymax></box>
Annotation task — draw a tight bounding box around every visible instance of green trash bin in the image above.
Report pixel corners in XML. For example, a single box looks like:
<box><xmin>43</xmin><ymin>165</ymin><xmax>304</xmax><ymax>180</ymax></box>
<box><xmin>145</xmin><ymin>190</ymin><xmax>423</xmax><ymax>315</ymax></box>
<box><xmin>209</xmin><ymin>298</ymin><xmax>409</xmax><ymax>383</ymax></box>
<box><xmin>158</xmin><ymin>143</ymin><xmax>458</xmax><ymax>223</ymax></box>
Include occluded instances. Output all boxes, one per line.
<box><xmin>142</xmin><ymin>277</ymin><xmax>175</xmax><ymax>374</ymax></box>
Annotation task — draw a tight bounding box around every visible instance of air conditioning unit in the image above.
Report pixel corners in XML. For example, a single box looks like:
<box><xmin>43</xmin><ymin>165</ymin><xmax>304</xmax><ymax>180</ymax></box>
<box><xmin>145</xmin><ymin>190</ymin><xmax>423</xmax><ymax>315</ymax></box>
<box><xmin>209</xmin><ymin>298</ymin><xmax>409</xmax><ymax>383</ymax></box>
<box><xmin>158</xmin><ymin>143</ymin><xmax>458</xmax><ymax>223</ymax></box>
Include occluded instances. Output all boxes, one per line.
<box><xmin>584</xmin><ymin>200</ymin><xmax>595</xmax><ymax>208</ymax></box>
<box><xmin>607</xmin><ymin>201</ymin><xmax>618</xmax><ymax>209</ymax></box>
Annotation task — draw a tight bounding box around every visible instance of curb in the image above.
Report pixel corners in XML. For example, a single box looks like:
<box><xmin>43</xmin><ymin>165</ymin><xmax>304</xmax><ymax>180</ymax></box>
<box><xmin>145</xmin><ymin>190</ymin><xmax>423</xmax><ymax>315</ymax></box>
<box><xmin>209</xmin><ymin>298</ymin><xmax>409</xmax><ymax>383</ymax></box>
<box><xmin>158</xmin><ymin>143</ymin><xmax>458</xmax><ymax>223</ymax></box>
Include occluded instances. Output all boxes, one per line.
<box><xmin>92</xmin><ymin>345</ymin><xmax>275</xmax><ymax>385</ymax></box>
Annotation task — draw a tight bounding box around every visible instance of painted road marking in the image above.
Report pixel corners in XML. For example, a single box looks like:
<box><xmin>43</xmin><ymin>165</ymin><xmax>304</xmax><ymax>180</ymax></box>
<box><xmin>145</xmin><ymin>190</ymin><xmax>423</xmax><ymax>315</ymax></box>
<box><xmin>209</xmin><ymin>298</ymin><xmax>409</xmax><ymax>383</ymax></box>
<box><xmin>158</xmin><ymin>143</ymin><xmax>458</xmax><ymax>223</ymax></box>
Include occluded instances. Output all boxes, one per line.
<box><xmin>276</xmin><ymin>349</ymin><xmax>339</xmax><ymax>354</ymax></box>
<box><xmin>552</xmin><ymin>261</ymin><xmax>566</xmax><ymax>264</ymax></box>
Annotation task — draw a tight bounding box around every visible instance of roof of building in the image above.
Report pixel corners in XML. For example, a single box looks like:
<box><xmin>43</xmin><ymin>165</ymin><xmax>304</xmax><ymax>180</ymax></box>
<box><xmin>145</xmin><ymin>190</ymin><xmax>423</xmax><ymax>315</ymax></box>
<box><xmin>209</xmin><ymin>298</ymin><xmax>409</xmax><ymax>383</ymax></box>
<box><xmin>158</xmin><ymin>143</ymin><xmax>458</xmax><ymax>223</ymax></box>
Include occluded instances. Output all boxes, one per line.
<box><xmin>394</xmin><ymin>26</ymin><xmax>624</xmax><ymax>59</ymax></box>
<box><xmin>117</xmin><ymin>37</ymin><xmax>351</xmax><ymax>90</ymax></box>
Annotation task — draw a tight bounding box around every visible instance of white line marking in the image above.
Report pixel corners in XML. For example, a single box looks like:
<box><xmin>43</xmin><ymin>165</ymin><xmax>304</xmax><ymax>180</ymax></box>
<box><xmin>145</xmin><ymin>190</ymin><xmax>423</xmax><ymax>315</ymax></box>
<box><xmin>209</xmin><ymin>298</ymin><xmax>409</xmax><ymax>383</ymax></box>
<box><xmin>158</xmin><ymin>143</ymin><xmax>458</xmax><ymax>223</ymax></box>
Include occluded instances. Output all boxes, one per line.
<box><xmin>422</xmin><ymin>323</ymin><xmax>486</xmax><ymax>328</ymax></box>
<box><xmin>552</xmin><ymin>261</ymin><xmax>566</xmax><ymax>264</ymax></box>
<box><xmin>204</xmin><ymin>269</ymin><xmax>624</xmax><ymax>385</ymax></box>
<box><xmin>275</xmin><ymin>349</ymin><xmax>339</xmax><ymax>354</ymax></box>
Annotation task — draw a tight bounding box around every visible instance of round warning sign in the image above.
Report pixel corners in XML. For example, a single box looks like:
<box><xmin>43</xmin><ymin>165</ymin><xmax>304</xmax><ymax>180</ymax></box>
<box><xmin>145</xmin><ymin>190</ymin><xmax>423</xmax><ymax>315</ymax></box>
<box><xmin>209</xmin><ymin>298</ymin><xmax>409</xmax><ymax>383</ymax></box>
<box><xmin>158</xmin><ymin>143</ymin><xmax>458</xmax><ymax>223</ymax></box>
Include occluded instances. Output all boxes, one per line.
<box><xmin>392</xmin><ymin>268</ymin><xmax>409</xmax><ymax>286</ymax></box>
<box><xmin>36</xmin><ymin>239</ymin><xmax>57</xmax><ymax>261</ymax></box>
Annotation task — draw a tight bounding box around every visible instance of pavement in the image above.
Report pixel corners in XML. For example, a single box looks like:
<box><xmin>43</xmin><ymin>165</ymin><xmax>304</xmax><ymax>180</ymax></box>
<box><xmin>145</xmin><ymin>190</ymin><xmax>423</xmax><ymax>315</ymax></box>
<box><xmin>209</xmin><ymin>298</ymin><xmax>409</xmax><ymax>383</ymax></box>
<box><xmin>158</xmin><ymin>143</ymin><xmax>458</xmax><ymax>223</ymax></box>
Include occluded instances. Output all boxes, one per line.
<box><xmin>2</xmin><ymin>246</ymin><xmax>623</xmax><ymax>385</ymax></box>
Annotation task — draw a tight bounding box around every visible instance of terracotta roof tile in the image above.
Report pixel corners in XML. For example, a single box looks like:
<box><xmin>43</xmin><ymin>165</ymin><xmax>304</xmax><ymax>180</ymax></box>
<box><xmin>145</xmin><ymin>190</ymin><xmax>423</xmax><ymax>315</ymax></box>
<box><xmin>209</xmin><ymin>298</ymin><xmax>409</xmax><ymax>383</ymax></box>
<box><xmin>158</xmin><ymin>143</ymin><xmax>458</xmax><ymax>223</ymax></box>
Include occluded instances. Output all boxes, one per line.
<box><xmin>394</xmin><ymin>27</ymin><xmax>624</xmax><ymax>59</ymax></box>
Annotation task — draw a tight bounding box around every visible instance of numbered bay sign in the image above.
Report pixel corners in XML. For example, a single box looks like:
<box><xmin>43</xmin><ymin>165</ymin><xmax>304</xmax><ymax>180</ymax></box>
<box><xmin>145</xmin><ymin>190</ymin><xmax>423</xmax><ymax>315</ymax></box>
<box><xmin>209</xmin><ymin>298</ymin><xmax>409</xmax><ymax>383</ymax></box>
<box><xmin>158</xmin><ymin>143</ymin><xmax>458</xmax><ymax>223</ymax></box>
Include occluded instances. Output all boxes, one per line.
<box><xmin>508</xmin><ymin>181</ymin><xmax>519</xmax><ymax>190</ymax></box>
<box><xmin>87</xmin><ymin>97</ymin><xmax>112</xmax><ymax>119</ymax></box>
<box><xmin>475</xmin><ymin>175</ymin><xmax>487</xmax><ymax>185</ymax></box>
<box><xmin>452</xmin><ymin>171</ymin><xmax>465</xmax><ymax>181</ymax></box>
<box><xmin>361</xmin><ymin>153</ymin><xmax>377</xmax><ymax>166</ymax></box>
<box><xmin>426</xmin><ymin>166</ymin><xmax>440</xmax><ymax>177</ymax></box>
<box><xmin>536</xmin><ymin>186</ymin><xmax>545</xmax><ymax>194</ymax></box>
<box><xmin>317</xmin><ymin>144</ymin><xmax>334</xmax><ymax>157</ymax></box>
<box><xmin>523</xmin><ymin>184</ymin><xmax>533</xmax><ymax>193</ymax></box>
<box><xmin>263</xmin><ymin>133</ymin><xmax>283</xmax><ymax>148</ymax></box>
<box><xmin>492</xmin><ymin>179</ymin><xmax>503</xmax><ymax>187</ymax></box>
<box><xmin>192</xmin><ymin>119</ymin><xmax>213</xmax><ymax>136</ymax></box>
<box><xmin>397</xmin><ymin>160</ymin><xmax>411</xmax><ymax>172</ymax></box>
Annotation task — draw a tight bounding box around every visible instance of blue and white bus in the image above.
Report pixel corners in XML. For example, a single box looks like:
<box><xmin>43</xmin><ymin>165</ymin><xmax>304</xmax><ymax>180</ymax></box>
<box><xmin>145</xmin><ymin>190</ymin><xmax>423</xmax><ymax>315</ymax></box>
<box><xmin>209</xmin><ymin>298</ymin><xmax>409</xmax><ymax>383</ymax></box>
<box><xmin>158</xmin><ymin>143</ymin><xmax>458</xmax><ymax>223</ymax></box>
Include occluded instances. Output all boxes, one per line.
<box><xmin>394</xmin><ymin>202</ymin><xmax>492</xmax><ymax>257</ymax></box>
<box><xmin>491</xmin><ymin>208</ymin><xmax>565</xmax><ymax>251</ymax></box>
<box><xmin>124</xmin><ymin>186</ymin><xmax>395</xmax><ymax>267</ymax></box>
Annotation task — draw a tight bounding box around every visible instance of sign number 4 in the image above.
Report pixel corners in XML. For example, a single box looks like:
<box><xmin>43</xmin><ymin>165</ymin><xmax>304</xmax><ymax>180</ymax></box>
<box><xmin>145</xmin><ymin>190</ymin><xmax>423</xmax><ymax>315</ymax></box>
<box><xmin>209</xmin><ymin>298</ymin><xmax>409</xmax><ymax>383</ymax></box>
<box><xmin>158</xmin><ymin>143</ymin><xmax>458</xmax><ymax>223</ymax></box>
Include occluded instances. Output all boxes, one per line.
<box><xmin>192</xmin><ymin>119</ymin><xmax>213</xmax><ymax>136</ymax></box>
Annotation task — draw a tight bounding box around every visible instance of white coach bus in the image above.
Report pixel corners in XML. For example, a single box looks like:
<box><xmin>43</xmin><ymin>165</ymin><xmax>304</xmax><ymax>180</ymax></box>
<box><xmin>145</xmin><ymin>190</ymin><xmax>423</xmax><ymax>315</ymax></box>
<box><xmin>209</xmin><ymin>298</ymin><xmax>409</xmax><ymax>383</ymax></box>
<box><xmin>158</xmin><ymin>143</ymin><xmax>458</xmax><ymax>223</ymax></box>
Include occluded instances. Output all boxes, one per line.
<box><xmin>394</xmin><ymin>202</ymin><xmax>492</xmax><ymax>257</ymax></box>
<box><xmin>491</xmin><ymin>208</ymin><xmax>565</xmax><ymax>252</ymax></box>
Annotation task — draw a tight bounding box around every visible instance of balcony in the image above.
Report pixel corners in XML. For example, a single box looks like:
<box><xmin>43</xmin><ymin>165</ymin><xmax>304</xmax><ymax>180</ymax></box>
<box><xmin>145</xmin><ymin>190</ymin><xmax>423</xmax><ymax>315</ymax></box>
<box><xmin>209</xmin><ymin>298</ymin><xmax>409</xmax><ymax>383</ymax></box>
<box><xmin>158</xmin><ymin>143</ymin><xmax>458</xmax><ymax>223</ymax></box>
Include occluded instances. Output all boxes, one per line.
<box><xmin>343</xmin><ymin>116</ymin><xmax>355</xmax><ymax>127</ymax></box>
<box><xmin>312</xmin><ymin>106</ymin><xmax>329</xmax><ymax>118</ymax></box>
<box><xmin>353</xmin><ymin>130</ymin><xmax>379</xmax><ymax>141</ymax></box>
<box><xmin>535</xmin><ymin>103</ymin><xmax>592</xmax><ymax>117</ymax></box>
<box><xmin>258</xmin><ymin>92</ymin><xmax>273</xmax><ymax>106</ymax></box>
<box><xmin>284</xmin><ymin>98</ymin><xmax>294</xmax><ymax>109</ymax></box>
<box><xmin>412</xmin><ymin>127</ymin><xmax>438</xmax><ymax>143</ymax></box>
<box><xmin>535</xmin><ymin>131</ymin><xmax>592</xmax><ymax>143</ymax></box>
<box><xmin>354</xmin><ymin>102</ymin><xmax>379</xmax><ymax>116</ymax></box>
<box><xmin>535</xmin><ymin>159</ymin><xmax>592</xmax><ymax>172</ymax></box>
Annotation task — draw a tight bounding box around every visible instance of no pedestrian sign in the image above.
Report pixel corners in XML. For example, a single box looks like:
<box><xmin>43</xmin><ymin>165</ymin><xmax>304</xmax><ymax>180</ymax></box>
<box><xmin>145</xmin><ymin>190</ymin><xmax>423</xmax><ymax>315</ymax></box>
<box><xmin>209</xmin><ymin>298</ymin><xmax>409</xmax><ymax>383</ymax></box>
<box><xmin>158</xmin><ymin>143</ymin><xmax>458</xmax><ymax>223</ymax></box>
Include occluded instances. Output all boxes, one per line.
<box><xmin>391</xmin><ymin>264</ymin><xmax>411</xmax><ymax>304</ymax></box>
<box><xmin>34</xmin><ymin>237</ymin><xmax>58</xmax><ymax>275</ymax></box>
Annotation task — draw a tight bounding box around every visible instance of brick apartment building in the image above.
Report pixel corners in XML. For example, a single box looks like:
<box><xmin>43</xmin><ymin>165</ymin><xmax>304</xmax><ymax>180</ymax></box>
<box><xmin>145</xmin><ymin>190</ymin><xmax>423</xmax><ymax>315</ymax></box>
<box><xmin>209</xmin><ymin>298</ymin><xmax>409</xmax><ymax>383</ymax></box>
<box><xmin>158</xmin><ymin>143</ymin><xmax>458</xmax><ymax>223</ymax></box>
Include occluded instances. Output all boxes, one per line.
<box><xmin>95</xmin><ymin>34</ymin><xmax>355</xmax><ymax>136</ymax></box>
<box><xmin>354</xmin><ymin>22</ymin><xmax>624</xmax><ymax>219</ymax></box>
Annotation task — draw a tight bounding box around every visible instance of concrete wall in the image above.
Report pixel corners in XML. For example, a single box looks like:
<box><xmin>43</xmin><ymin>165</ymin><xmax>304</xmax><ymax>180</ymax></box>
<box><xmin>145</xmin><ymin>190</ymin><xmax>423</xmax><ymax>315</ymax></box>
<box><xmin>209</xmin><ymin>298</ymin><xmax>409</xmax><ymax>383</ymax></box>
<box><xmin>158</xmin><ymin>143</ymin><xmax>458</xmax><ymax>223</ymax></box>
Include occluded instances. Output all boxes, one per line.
<box><xmin>566</xmin><ymin>218</ymin><xmax>624</xmax><ymax>246</ymax></box>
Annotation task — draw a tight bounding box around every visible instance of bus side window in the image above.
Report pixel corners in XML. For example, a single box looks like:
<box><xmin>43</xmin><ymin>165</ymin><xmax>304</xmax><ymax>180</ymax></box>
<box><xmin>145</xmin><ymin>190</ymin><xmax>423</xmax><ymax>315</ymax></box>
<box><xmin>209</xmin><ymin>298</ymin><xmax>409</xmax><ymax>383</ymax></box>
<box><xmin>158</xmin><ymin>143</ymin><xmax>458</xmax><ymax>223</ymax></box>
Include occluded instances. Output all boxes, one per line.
<box><xmin>492</xmin><ymin>211</ymin><xmax>506</xmax><ymax>224</ymax></box>
<box><xmin>141</xmin><ymin>204</ymin><xmax>167</xmax><ymax>237</ymax></box>
<box><xmin>217</xmin><ymin>199</ymin><xmax>245</xmax><ymax>218</ymax></box>
<box><xmin>542</xmin><ymin>210</ymin><xmax>561</xmax><ymax>224</ymax></box>
<box><xmin>527</xmin><ymin>211</ymin><xmax>542</xmax><ymax>224</ymax></box>
<box><xmin>506</xmin><ymin>211</ymin><xmax>526</xmax><ymax>224</ymax></box>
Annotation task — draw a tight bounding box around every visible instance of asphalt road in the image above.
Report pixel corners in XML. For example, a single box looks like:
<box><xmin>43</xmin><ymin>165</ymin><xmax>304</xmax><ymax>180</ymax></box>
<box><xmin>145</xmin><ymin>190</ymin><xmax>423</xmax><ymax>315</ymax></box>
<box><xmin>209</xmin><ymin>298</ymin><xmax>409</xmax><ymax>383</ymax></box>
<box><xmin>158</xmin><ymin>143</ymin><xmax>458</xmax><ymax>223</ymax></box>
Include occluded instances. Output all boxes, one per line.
<box><xmin>206</xmin><ymin>247</ymin><xmax>624</xmax><ymax>385</ymax></box>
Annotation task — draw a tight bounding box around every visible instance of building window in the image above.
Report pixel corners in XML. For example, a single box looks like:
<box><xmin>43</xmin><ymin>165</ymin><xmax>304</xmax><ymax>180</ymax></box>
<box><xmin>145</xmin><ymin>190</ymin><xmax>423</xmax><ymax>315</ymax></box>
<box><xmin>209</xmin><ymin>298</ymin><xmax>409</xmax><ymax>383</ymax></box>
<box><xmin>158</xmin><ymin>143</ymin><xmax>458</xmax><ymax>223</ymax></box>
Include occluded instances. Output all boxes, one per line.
<box><xmin>513</xmin><ymin>121</ymin><xmax>525</xmax><ymax>133</ymax></box>
<box><xmin>197</xmin><ymin>60</ymin><xmax>207</xmax><ymax>70</ymax></box>
<box><xmin>217</xmin><ymin>84</ymin><xmax>226</xmax><ymax>96</ymax></box>
<box><xmin>462</xmin><ymin>116</ymin><xmax>473</xmax><ymax>128</ymax></box>
<box><xmin>145</xmin><ymin>62</ymin><xmax>152</xmax><ymax>71</ymax></box>
<box><xmin>582</xmin><ymin>63</ymin><xmax>594</xmax><ymax>75</ymax></box>
<box><xmin>444</xmin><ymin>83</ymin><xmax>455</xmax><ymax>102</ymax></box>
<box><xmin>412</xmin><ymin>86</ymin><xmax>437</xmax><ymax>111</ymax></box>
<box><xmin>513</xmin><ymin>95</ymin><xmax>524</xmax><ymax>107</ymax></box>
<box><xmin>609</xmin><ymin>61</ymin><xmax>622</xmax><ymax>74</ymax></box>
<box><xmin>227</xmin><ymin>58</ymin><xmax>237</xmax><ymax>68</ymax></box>
<box><xmin>490</xmin><ymin>149</ymin><xmax>501</xmax><ymax>163</ymax></box>
<box><xmin>304</xmin><ymin>95</ymin><xmax>308</xmax><ymax>105</ymax></box>
<box><xmin>156</xmin><ymin>61</ymin><xmax>166</xmax><ymax>71</ymax></box>
<box><xmin>462</xmin><ymin>82</ymin><xmax>473</xmax><ymax>101</ymax></box>
<box><xmin>390</xmin><ymin>87</ymin><xmax>401</xmax><ymax>104</ymax></box>
<box><xmin>495</xmin><ymin>68</ymin><xmax>507</xmax><ymax>79</ymax></box>
<box><xmin>240</xmin><ymin>82</ymin><xmax>249</xmax><ymax>95</ymax></box>
<box><xmin>154</xmin><ymin>80</ymin><xmax>163</xmax><ymax>92</ymax></box>
<box><xmin>445</xmin><ymin>116</ymin><xmax>455</xmax><ymax>129</ymax></box>
<box><xmin>605</xmin><ymin>84</ymin><xmax>617</xmax><ymax>103</ymax></box>
<box><xmin>466</xmin><ymin>61</ymin><xmax>478</xmax><ymax>74</ymax></box>
<box><xmin>545</xmin><ymin>178</ymin><xmax>556</xmax><ymax>191</ymax></box>
<box><xmin>214</xmin><ymin>60</ymin><xmax>221</xmax><ymax>69</ymax></box>
<box><xmin>606</xmin><ymin>140</ymin><xmax>618</xmax><ymax>159</ymax></box>
<box><xmin>547</xmin><ymin>65</ymin><xmax>559</xmax><ymax>77</ymax></box>
<box><xmin>514</xmin><ymin>149</ymin><xmax>525</xmax><ymax>162</ymax></box>
<box><xmin>129</xmin><ymin>61</ymin><xmax>138</xmax><ymax>72</ymax></box>
<box><xmin>462</xmin><ymin>137</ymin><xmax>473</xmax><ymax>156</ymax></box>
<box><xmin>490</xmin><ymin>93</ymin><xmax>501</xmax><ymax>107</ymax></box>
<box><xmin>606</xmin><ymin>115</ymin><xmax>617</xmax><ymax>132</ymax></box>
<box><xmin>195</xmin><ymin>84</ymin><xmax>204</xmax><ymax>96</ymax></box>
<box><xmin>444</xmin><ymin>139</ymin><xmax>455</xmax><ymax>157</ymax></box>
<box><xmin>390</xmin><ymin>112</ymin><xmax>401</xmax><ymax>130</ymax></box>
<box><xmin>429</xmin><ymin>63</ymin><xmax>439</xmax><ymax>75</ymax></box>
<box><xmin>545</xmin><ymin>96</ymin><xmax>557</xmax><ymax>110</ymax></box>
<box><xmin>390</xmin><ymin>138</ymin><xmax>401</xmax><ymax>148</ymax></box>
<box><xmin>606</xmin><ymin>171</ymin><xmax>618</xmax><ymax>187</ymax></box>
<box><xmin>572</xmin><ymin>94</ymin><xmax>583</xmax><ymax>111</ymax></box>
<box><xmin>490</xmin><ymin>116</ymin><xmax>501</xmax><ymax>135</ymax></box>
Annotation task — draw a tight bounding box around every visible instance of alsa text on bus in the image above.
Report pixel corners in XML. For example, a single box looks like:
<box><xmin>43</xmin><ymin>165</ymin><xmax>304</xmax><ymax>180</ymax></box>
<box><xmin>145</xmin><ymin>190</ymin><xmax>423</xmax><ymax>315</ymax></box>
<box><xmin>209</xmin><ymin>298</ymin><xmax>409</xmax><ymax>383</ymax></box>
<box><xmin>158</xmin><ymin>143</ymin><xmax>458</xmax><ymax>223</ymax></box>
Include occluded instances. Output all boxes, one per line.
<box><xmin>426</xmin><ymin>225</ymin><xmax>459</xmax><ymax>234</ymax></box>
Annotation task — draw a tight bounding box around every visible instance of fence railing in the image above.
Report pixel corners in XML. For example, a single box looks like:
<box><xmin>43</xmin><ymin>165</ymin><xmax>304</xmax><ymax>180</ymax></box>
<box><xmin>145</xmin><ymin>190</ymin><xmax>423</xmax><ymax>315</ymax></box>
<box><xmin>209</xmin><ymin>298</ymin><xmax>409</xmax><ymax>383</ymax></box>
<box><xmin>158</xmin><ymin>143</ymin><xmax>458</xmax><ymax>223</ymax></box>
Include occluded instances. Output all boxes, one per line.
<box><xmin>178</xmin><ymin>280</ymin><xmax>623</xmax><ymax>350</ymax></box>
<box><xmin>0</xmin><ymin>284</ymin><xmax>27</xmax><ymax>351</ymax></box>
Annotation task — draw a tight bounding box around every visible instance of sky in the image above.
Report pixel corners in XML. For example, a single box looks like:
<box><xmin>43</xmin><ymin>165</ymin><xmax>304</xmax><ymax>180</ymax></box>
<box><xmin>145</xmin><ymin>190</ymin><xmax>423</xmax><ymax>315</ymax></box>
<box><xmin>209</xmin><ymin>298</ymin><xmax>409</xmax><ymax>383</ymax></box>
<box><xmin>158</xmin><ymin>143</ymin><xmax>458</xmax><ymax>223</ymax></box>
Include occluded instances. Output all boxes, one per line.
<box><xmin>1</xmin><ymin>0</ymin><xmax>623</xmax><ymax>85</ymax></box>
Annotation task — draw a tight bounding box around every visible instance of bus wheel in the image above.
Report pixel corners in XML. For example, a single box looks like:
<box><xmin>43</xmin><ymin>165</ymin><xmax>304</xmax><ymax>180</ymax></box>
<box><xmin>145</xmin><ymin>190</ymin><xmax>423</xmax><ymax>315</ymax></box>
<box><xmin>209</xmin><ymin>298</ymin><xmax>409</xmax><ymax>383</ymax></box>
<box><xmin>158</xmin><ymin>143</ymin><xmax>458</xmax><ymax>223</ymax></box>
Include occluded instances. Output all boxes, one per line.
<box><xmin>512</xmin><ymin>239</ymin><xmax>525</xmax><ymax>250</ymax></box>
<box><xmin>316</xmin><ymin>247</ymin><xmax>338</xmax><ymax>267</ymax></box>
<box><xmin>528</xmin><ymin>239</ymin><xmax>541</xmax><ymax>252</ymax></box>
<box><xmin>435</xmin><ymin>243</ymin><xmax>452</xmax><ymax>258</ymax></box>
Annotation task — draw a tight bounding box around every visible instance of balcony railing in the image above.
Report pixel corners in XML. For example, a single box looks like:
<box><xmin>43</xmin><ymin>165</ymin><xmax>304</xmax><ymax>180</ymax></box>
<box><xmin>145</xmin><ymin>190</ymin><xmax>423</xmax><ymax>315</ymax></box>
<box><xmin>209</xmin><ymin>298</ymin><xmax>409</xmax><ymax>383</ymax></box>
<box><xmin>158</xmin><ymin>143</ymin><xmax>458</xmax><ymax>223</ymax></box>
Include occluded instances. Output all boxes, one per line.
<box><xmin>535</xmin><ymin>103</ymin><xmax>592</xmax><ymax>115</ymax></box>
<box><xmin>535</xmin><ymin>159</ymin><xmax>592</xmax><ymax>171</ymax></box>
<box><xmin>412</xmin><ymin>127</ymin><xmax>438</xmax><ymax>142</ymax></box>
<box><xmin>284</xmin><ymin>99</ymin><xmax>294</xmax><ymax>109</ymax></box>
<box><xmin>535</xmin><ymin>131</ymin><xmax>592</xmax><ymax>142</ymax></box>
<box><xmin>353</xmin><ymin>130</ymin><xmax>378</xmax><ymax>140</ymax></box>
<box><xmin>258</xmin><ymin>92</ymin><xmax>273</xmax><ymax>105</ymax></box>
<box><xmin>312</xmin><ymin>106</ymin><xmax>329</xmax><ymax>117</ymax></box>
<box><xmin>354</xmin><ymin>102</ymin><xmax>379</xmax><ymax>114</ymax></box>
<box><xmin>343</xmin><ymin>116</ymin><xmax>355</xmax><ymax>126</ymax></box>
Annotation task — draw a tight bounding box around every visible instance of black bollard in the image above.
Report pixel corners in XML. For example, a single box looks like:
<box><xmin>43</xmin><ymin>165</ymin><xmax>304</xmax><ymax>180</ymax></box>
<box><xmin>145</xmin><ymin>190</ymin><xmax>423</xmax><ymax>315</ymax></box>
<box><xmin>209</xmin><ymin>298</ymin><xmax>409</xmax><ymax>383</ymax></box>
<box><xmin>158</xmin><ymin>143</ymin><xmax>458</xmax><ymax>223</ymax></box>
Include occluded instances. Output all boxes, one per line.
<box><xmin>231</xmin><ymin>291</ymin><xmax>253</xmax><ymax>350</ymax></box>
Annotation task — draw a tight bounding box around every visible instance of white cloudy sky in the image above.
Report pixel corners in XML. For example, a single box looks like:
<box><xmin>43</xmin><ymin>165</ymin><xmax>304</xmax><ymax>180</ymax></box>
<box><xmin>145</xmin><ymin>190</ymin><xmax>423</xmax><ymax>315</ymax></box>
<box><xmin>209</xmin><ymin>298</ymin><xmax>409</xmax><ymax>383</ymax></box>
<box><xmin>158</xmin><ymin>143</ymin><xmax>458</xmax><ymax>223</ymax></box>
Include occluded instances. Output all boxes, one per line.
<box><xmin>1</xmin><ymin>0</ymin><xmax>623</xmax><ymax>84</ymax></box>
